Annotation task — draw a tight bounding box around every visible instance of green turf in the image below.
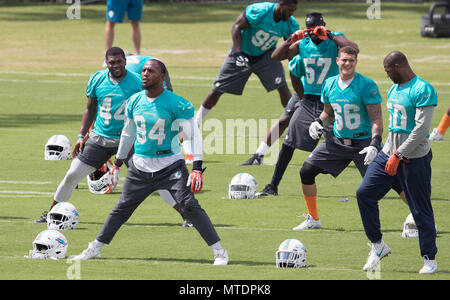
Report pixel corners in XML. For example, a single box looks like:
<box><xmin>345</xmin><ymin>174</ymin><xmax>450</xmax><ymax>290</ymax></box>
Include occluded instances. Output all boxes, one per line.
<box><xmin>0</xmin><ymin>2</ymin><xmax>449</xmax><ymax>280</ymax></box>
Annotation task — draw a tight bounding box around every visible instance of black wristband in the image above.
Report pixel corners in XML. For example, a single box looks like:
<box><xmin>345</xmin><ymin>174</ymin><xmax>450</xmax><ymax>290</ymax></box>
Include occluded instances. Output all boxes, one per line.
<box><xmin>314</xmin><ymin>118</ymin><xmax>323</xmax><ymax>126</ymax></box>
<box><xmin>327</xmin><ymin>31</ymin><xmax>335</xmax><ymax>41</ymax></box>
<box><xmin>369</xmin><ymin>135</ymin><xmax>382</xmax><ymax>151</ymax></box>
<box><xmin>193</xmin><ymin>160</ymin><xmax>203</xmax><ymax>171</ymax></box>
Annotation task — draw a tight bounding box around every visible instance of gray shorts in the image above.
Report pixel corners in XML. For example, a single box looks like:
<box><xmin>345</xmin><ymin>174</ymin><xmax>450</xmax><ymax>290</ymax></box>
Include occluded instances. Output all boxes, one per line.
<box><xmin>213</xmin><ymin>49</ymin><xmax>287</xmax><ymax>95</ymax></box>
<box><xmin>96</xmin><ymin>159</ymin><xmax>220</xmax><ymax>246</ymax></box>
<box><xmin>283</xmin><ymin>94</ymin><xmax>325</xmax><ymax>152</ymax></box>
<box><xmin>77</xmin><ymin>138</ymin><xmax>133</xmax><ymax>169</ymax></box>
<box><xmin>283</xmin><ymin>93</ymin><xmax>302</xmax><ymax>117</ymax></box>
<box><xmin>305</xmin><ymin>134</ymin><xmax>371</xmax><ymax>178</ymax></box>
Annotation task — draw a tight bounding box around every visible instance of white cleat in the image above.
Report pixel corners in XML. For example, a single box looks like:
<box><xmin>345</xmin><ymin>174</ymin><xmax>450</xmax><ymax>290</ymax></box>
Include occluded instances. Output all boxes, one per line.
<box><xmin>429</xmin><ymin>128</ymin><xmax>444</xmax><ymax>141</ymax></box>
<box><xmin>72</xmin><ymin>242</ymin><xmax>102</xmax><ymax>260</ymax></box>
<box><xmin>419</xmin><ymin>257</ymin><xmax>438</xmax><ymax>274</ymax></box>
<box><xmin>213</xmin><ymin>249</ymin><xmax>229</xmax><ymax>266</ymax></box>
<box><xmin>363</xmin><ymin>240</ymin><xmax>391</xmax><ymax>271</ymax></box>
<box><xmin>292</xmin><ymin>214</ymin><xmax>322</xmax><ymax>231</ymax></box>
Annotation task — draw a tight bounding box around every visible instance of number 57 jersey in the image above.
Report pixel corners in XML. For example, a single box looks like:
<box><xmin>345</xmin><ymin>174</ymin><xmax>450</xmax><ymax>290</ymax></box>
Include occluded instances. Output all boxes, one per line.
<box><xmin>126</xmin><ymin>89</ymin><xmax>195</xmax><ymax>158</ymax></box>
<box><xmin>86</xmin><ymin>69</ymin><xmax>142</xmax><ymax>139</ymax></box>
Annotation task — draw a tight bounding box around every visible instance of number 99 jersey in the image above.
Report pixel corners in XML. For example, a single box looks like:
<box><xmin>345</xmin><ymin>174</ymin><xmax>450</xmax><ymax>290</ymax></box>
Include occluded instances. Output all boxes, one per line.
<box><xmin>126</xmin><ymin>90</ymin><xmax>195</xmax><ymax>158</ymax></box>
<box><xmin>387</xmin><ymin>76</ymin><xmax>437</xmax><ymax>134</ymax></box>
<box><xmin>241</xmin><ymin>2</ymin><xmax>299</xmax><ymax>57</ymax></box>
<box><xmin>86</xmin><ymin>69</ymin><xmax>142</xmax><ymax>139</ymax></box>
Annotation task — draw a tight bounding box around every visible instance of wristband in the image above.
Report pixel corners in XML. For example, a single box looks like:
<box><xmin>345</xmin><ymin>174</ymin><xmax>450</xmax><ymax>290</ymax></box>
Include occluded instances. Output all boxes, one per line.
<box><xmin>314</xmin><ymin>118</ymin><xmax>323</xmax><ymax>126</ymax></box>
<box><xmin>369</xmin><ymin>135</ymin><xmax>382</xmax><ymax>151</ymax></box>
<box><xmin>77</xmin><ymin>135</ymin><xmax>84</xmax><ymax>139</ymax></box>
<box><xmin>394</xmin><ymin>151</ymin><xmax>410</xmax><ymax>163</ymax></box>
<box><xmin>193</xmin><ymin>160</ymin><xmax>203</xmax><ymax>171</ymax></box>
<box><xmin>327</xmin><ymin>31</ymin><xmax>335</xmax><ymax>41</ymax></box>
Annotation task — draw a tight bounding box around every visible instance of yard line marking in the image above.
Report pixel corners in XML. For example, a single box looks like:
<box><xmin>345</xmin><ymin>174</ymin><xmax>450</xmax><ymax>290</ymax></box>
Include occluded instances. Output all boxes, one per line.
<box><xmin>0</xmin><ymin>180</ymin><xmax>52</xmax><ymax>185</ymax></box>
<box><xmin>1</xmin><ymin>70</ymin><xmax>449</xmax><ymax>86</ymax></box>
<box><xmin>0</xmin><ymin>190</ymin><xmax>54</xmax><ymax>196</ymax></box>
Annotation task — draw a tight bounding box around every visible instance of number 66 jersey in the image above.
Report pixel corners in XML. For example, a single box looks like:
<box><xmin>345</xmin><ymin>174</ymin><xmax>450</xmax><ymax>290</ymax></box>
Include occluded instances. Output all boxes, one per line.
<box><xmin>86</xmin><ymin>69</ymin><xmax>142</xmax><ymax>139</ymax></box>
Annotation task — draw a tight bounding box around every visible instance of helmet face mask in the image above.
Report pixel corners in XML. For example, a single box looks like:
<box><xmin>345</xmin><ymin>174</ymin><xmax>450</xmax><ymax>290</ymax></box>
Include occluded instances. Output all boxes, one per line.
<box><xmin>87</xmin><ymin>163</ymin><xmax>114</xmax><ymax>194</ymax></box>
<box><xmin>276</xmin><ymin>239</ymin><xmax>307</xmax><ymax>268</ymax></box>
<box><xmin>44</xmin><ymin>135</ymin><xmax>72</xmax><ymax>160</ymax></box>
<box><xmin>47</xmin><ymin>202</ymin><xmax>79</xmax><ymax>230</ymax></box>
<box><xmin>401</xmin><ymin>213</ymin><xmax>419</xmax><ymax>238</ymax></box>
<box><xmin>228</xmin><ymin>173</ymin><xmax>257</xmax><ymax>199</ymax></box>
<box><xmin>27</xmin><ymin>230</ymin><xmax>68</xmax><ymax>260</ymax></box>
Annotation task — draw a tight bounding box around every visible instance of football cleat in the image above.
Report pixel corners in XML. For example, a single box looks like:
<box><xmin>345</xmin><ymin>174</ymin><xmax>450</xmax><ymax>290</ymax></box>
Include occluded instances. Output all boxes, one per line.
<box><xmin>429</xmin><ymin>128</ymin><xmax>444</xmax><ymax>141</ymax></box>
<box><xmin>363</xmin><ymin>240</ymin><xmax>391</xmax><ymax>271</ymax></box>
<box><xmin>72</xmin><ymin>241</ymin><xmax>102</xmax><ymax>260</ymax></box>
<box><xmin>182</xmin><ymin>219</ymin><xmax>193</xmax><ymax>228</ymax></box>
<box><xmin>213</xmin><ymin>249</ymin><xmax>229</xmax><ymax>266</ymax></box>
<box><xmin>34</xmin><ymin>210</ymin><xmax>48</xmax><ymax>223</ymax></box>
<box><xmin>240</xmin><ymin>153</ymin><xmax>264</xmax><ymax>165</ymax></box>
<box><xmin>292</xmin><ymin>214</ymin><xmax>322</xmax><ymax>231</ymax></box>
<box><xmin>419</xmin><ymin>256</ymin><xmax>438</xmax><ymax>274</ymax></box>
<box><xmin>255</xmin><ymin>184</ymin><xmax>278</xmax><ymax>197</ymax></box>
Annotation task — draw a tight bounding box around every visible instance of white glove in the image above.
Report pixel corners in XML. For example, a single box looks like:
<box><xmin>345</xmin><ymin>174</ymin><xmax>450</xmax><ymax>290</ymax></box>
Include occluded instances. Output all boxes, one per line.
<box><xmin>110</xmin><ymin>165</ymin><xmax>120</xmax><ymax>188</ymax></box>
<box><xmin>359</xmin><ymin>145</ymin><xmax>378</xmax><ymax>166</ymax></box>
<box><xmin>235</xmin><ymin>53</ymin><xmax>249</xmax><ymax>68</ymax></box>
<box><xmin>309</xmin><ymin>121</ymin><xmax>324</xmax><ymax>140</ymax></box>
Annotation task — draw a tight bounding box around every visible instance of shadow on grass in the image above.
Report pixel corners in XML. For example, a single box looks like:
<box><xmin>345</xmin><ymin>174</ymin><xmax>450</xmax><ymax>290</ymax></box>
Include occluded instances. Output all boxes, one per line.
<box><xmin>0</xmin><ymin>113</ymin><xmax>81</xmax><ymax>128</ymax></box>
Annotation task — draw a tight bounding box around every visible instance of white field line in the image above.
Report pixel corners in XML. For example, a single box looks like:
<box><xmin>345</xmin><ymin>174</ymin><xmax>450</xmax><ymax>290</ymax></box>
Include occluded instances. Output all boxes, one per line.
<box><xmin>0</xmin><ymin>70</ymin><xmax>450</xmax><ymax>86</ymax></box>
<box><xmin>0</xmin><ymin>180</ymin><xmax>52</xmax><ymax>185</ymax></box>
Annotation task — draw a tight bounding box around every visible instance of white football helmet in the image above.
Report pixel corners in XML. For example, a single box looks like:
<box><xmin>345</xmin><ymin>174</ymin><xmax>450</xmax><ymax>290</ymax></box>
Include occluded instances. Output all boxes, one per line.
<box><xmin>26</xmin><ymin>229</ymin><xmax>68</xmax><ymax>260</ymax></box>
<box><xmin>401</xmin><ymin>213</ymin><xmax>438</xmax><ymax>238</ymax></box>
<box><xmin>44</xmin><ymin>134</ymin><xmax>72</xmax><ymax>160</ymax></box>
<box><xmin>47</xmin><ymin>202</ymin><xmax>79</xmax><ymax>230</ymax></box>
<box><xmin>228</xmin><ymin>173</ymin><xmax>257</xmax><ymax>199</ymax></box>
<box><xmin>276</xmin><ymin>239</ymin><xmax>307</xmax><ymax>268</ymax></box>
<box><xmin>87</xmin><ymin>163</ymin><xmax>115</xmax><ymax>194</ymax></box>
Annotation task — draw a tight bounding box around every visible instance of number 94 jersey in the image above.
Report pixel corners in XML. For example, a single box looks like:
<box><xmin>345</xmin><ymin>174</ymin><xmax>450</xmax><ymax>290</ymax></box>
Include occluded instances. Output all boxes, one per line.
<box><xmin>387</xmin><ymin>76</ymin><xmax>437</xmax><ymax>134</ymax></box>
<box><xmin>86</xmin><ymin>69</ymin><xmax>142</xmax><ymax>139</ymax></box>
<box><xmin>126</xmin><ymin>90</ymin><xmax>195</xmax><ymax>158</ymax></box>
<box><xmin>241</xmin><ymin>2</ymin><xmax>299</xmax><ymax>57</ymax></box>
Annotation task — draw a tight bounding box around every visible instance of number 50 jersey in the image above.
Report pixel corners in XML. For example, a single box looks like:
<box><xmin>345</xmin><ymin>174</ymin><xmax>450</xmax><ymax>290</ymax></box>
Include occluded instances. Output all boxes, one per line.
<box><xmin>125</xmin><ymin>89</ymin><xmax>195</xmax><ymax>158</ymax></box>
<box><xmin>86</xmin><ymin>69</ymin><xmax>142</xmax><ymax>139</ymax></box>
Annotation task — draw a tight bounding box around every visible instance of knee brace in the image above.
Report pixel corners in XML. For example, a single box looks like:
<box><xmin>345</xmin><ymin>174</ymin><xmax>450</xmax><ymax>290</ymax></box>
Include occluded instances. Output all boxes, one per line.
<box><xmin>300</xmin><ymin>162</ymin><xmax>324</xmax><ymax>185</ymax></box>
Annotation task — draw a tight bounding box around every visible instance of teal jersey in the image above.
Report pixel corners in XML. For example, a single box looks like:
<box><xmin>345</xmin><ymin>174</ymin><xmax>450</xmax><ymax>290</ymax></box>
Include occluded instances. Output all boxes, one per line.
<box><xmin>241</xmin><ymin>2</ymin><xmax>299</xmax><ymax>56</ymax></box>
<box><xmin>86</xmin><ymin>69</ymin><xmax>142</xmax><ymax>139</ymax></box>
<box><xmin>321</xmin><ymin>73</ymin><xmax>382</xmax><ymax>140</ymax></box>
<box><xmin>125</xmin><ymin>54</ymin><xmax>154</xmax><ymax>75</ymax></box>
<box><xmin>288</xmin><ymin>33</ymin><xmax>343</xmax><ymax>95</ymax></box>
<box><xmin>387</xmin><ymin>76</ymin><xmax>438</xmax><ymax>134</ymax></box>
<box><xmin>126</xmin><ymin>90</ymin><xmax>195</xmax><ymax>158</ymax></box>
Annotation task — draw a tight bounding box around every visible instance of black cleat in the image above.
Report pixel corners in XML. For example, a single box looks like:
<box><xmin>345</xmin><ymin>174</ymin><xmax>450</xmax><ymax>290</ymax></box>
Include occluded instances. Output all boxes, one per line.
<box><xmin>255</xmin><ymin>184</ymin><xmax>278</xmax><ymax>197</ymax></box>
<box><xmin>182</xmin><ymin>219</ymin><xmax>193</xmax><ymax>227</ymax></box>
<box><xmin>34</xmin><ymin>211</ymin><xmax>48</xmax><ymax>223</ymax></box>
<box><xmin>241</xmin><ymin>153</ymin><xmax>264</xmax><ymax>165</ymax></box>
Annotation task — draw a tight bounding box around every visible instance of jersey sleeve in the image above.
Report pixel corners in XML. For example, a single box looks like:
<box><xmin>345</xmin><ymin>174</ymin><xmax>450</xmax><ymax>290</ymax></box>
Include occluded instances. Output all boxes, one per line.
<box><xmin>285</xmin><ymin>17</ymin><xmax>300</xmax><ymax>39</ymax></box>
<box><xmin>320</xmin><ymin>78</ymin><xmax>332</xmax><ymax>104</ymax></box>
<box><xmin>86</xmin><ymin>71</ymin><xmax>101</xmax><ymax>98</ymax></box>
<box><xmin>415</xmin><ymin>83</ymin><xmax>438</xmax><ymax>108</ymax></box>
<box><xmin>245</xmin><ymin>3</ymin><xmax>270</xmax><ymax>26</ymax></box>
<box><xmin>362</xmin><ymin>79</ymin><xmax>382</xmax><ymax>105</ymax></box>
<box><xmin>288</xmin><ymin>54</ymin><xmax>304</xmax><ymax>78</ymax></box>
<box><xmin>172</xmin><ymin>95</ymin><xmax>195</xmax><ymax>121</ymax></box>
<box><xmin>125</xmin><ymin>93</ymin><xmax>139</xmax><ymax>119</ymax></box>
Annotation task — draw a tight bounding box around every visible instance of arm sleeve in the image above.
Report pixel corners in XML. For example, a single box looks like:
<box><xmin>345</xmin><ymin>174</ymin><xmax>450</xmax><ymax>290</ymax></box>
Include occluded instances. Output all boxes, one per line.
<box><xmin>179</xmin><ymin>118</ymin><xmax>203</xmax><ymax>161</ymax></box>
<box><xmin>116</xmin><ymin>117</ymin><xmax>136</xmax><ymax>160</ymax></box>
<box><xmin>396</xmin><ymin>106</ymin><xmax>434</xmax><ymax>157</ymax></box>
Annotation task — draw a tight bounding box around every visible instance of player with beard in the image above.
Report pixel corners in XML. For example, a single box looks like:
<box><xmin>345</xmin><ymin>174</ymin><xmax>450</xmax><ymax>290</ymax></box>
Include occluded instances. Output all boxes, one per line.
<box><xmin>73</xmin><ymin>59</ymin><xmax>229</xmax><ymax>266</ymax></box>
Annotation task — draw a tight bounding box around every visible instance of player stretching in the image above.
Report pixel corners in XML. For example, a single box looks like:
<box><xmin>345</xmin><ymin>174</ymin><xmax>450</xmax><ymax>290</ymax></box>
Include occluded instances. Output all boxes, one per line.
<box><xmin>356</xmin><ymin>51</ymin><xmax>438</xmax><ymax>274</ymax></box>
<box><xmin>74</xmin><ymin>60</ymin><xmax>228</xmax><ymax>265</ymax></box>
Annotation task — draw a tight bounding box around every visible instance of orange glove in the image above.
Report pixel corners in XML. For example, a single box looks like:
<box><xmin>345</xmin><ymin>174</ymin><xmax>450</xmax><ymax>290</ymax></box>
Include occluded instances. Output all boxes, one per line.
<box><xmin>189</xmin><ymin>170</ymin><xmax>203</xmax><ymax>193</ymax></box>
<box><xmin>288</xmin><ymin>29</ymin><xmax>311</xmax><ymax>44</ymax></box>
<box><xmin>313</xmin><ymin>26</ymin><xmax>328</xmax><ymax>40</ymax></box>
<box><xmin>385</xmin><ymin>152</ymin><xmax>409</xmax><ymax>176</ymax></box>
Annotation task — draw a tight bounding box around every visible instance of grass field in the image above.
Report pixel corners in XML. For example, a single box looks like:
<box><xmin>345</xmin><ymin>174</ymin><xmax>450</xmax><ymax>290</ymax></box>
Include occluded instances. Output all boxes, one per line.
<box><xmin>0</xmin><ymin>1</ymin><xmax>449</xmax><ymax>281</ymax></box>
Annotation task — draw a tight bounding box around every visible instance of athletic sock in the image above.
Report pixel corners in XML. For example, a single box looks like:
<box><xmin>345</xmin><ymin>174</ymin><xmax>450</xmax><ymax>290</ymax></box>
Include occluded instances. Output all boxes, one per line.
<box><xmin>195</xmin><ymin>105</ymin><xmax>210</xmax><ymax>125</ymax></box>
<box><xmin>437</xmin><ymin>112</ymin><xmax>450</xmax><ymax>135</ymax></box>
<box><xmin>210</xmin><ymin>241</ymin><xmax>223</xmax><ymax>254</ymax></box>
<box><xmin>303</xmin><ymin>194</ymin><xmax>319</xmax><ymax>220</ymax></box>
<box><xmin>255</xmin><ymin>142</ymin><xmax>270</xmax><ymax>156</ymax></box>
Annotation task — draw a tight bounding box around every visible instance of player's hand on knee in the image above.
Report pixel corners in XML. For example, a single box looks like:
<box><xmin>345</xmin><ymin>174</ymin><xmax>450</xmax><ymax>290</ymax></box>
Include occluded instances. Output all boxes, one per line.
<box><xmin>110</xmin><ymin>159</ymin><xmax>122</xmax><ymax>188</ymax></box>
<box><xmin>187</xmin><ymin>161</ymin><xmax>206</xmax><ymax>193</ymax></box>
<box><xmin>309</xmin><ymin>120</ymin><xmax>324</xmax><ymax>140</ymax></box>
<box><xmin>359</xmin><ymin>146</ymin><xmax>378</xmax><ymax>166</ymax></box>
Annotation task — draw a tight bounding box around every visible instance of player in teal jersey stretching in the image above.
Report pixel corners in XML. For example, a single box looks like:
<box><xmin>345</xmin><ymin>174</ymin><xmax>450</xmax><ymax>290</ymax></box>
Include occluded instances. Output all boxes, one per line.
<box><xmin>74</xmin><ymin>59</ymin><xmax>229</xmax><ymax>266</ymax></box>
<box><xmin>195</xmin><ymin>0</ymin><xmax>299</xmax><ymax>125</ymax></box>
<box><xmin>357</xmin><ymin>51</ymin><xmax>438</xmax><ymax>274</ymax></box>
